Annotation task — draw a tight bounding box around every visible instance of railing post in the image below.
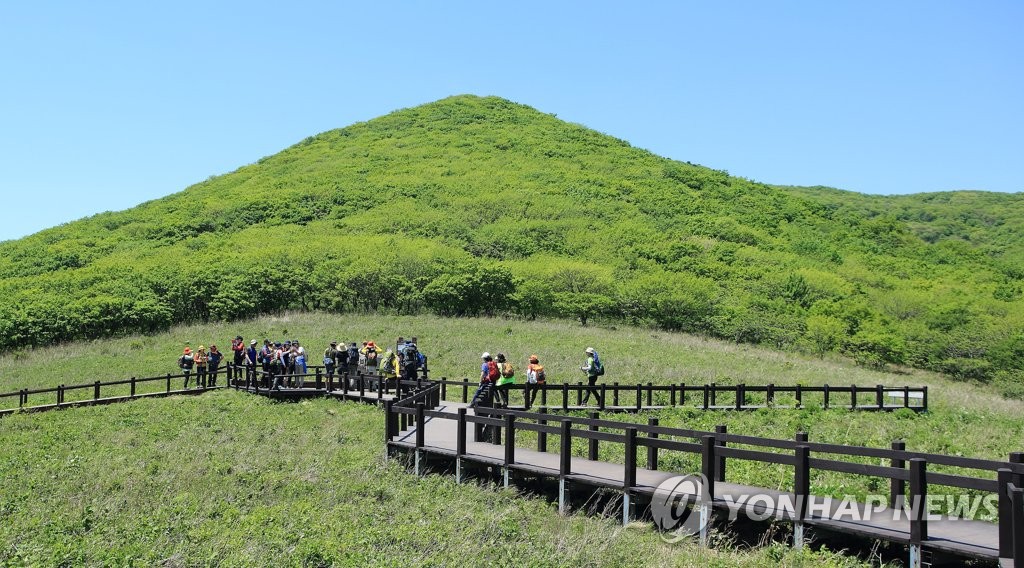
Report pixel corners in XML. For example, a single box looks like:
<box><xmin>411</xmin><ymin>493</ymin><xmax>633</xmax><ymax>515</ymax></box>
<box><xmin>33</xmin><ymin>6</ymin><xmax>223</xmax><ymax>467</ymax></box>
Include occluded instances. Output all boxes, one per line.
<box><xmin>998</xmin><ymin>468</ymin><xmax>1013</xmax><ymax>559</ymax></box>
<box><xmin>635</xmin><ymin>383</ymin><xmax>642</xmax><ymax>412</ymax></box>
<box><xmin>456</xmin><ymin>408</ymin><xmax>467</xmax><ymax>456</ymax></box>
<box><xmin>504</xmin><ymin>414</ymin><xmax>516</xmax><ymax>487</ymax></box>
<box><xmin>1010</xmin><ymin>482</ymin><xmax>1023</xmax><ymax>568</ymax></box>
<box><xmin>612</xmin><ymin>382</ymin><xmax>619</xmax><ymax>407</ymax></box>
<box><xmin>562</xmin><ymin>383</ymin><xmax>569</xmax><ymax>411</ymax></box>
<box><xmin>130</xmin><ymin>377</ymin><xmax>136</xmax><ymax>398</ymax></box>
<box><xmin>56</xmin><ymin>385</ymin><xmax>63</xmax><ymax>406</ymax></box>
<box><xmin>538</xmin><ymin>409</ymin><xmax>548</xmax><ymax>452</ymax></box>
<box><xmin>670</xmin><ymin>384</ymin><xmax>676</xmax><ymax>407</ymax></box>
<box><xmin>646</xmin><ymin>382</ymin><xmax>653</xmax><ymax>407</ymax></box>
<box><xmin>440</xmin><ymin>379</ymin><xmax>447</xmax><ymax>402</ymax></box>
<box><xmin>93</xmin><ymin>380</ymin><xmax>100</xmax><ymax>400</ymax></box>
<box><xmin>700</xmin><ymin>434</ymin><xmax>716</xmax><ymax>547</ymax></box>
<box><xmin>359</xmin><ymin>373</ymin><xmax>366</xmax><ymax>399</ymax></box>
<box><xmin>20</xmin><ymin>389</ymin><xmax>27</xmax><ymax>408</ymax></box>
<box><xmin>576</xmin><ymin>382</ymin><xmax>583</xmax><ymax>406</ymax></box>
<box><xmin>623</xmin><ymin>427</ymin><xmax>637</xmax><ymax>524</ymax></box>
<box><xmin>891</xmin><ymin>440</ymin><xmax>906</xmax><ymax>509</ymax></box>
<box><xmin>795</xmin><ymin>384</ymin><xmax>803</xmax><ymax>408</ymax></box>
<box><xmin>767</xmin><ymin>383</ymin><xmax>775</xmax><ymax>406</ymax></box>
<box><xmin>735</xmin><ymin>384</ymin><xmax>744</xmax><ymax>410</ymax></box>
<box><xmin>702</xmin><ymin>384</ymin><xmax>710</xmax><ymax>409</ymax></box>
<box><xmin>599</xmin><ymin>384</ymin><xmax>607</xmax><ymax>411</ymax></box>
<box><xmin>559</xmin><ymin>420</ymin><xmax>572</xmax><ymax>514</ymax></box>
<box><xmin>541</xmin><ymin>382</ymin><xmax>548</xmax><ymax>406</ymax></box>
<box><xmin>793</xmin><ymin>444</ymin><xmax>810</xmax><ymax>549</ymax></box>
<box><xmin>588</xmin><ymin>411</ymin><xmax>599</xmax><ymax>461</ymax></box>
<box><xmin>384</xmin><ymin>401</ymin><xmax>394</xmax><ymax>442</ymax></box>
<box><xmin>922</xmin><ymin>386</ymin><xmax>928</xmax><ymax>412</ymax></box>
<box><xmin>462</xmin><ymin>380</ymin><xmax>468</xmax><ymax>404</ymax></box>
<box><xmin>710</xmin><ymin>382</ymin><xmax>717</xmax><ymax>407</ymax></box>
<box><xmin>909</xmin><ymin>458</ymin><xmax>928</xmax><ymax>556</ymax></box>
<box><xmin>851</xmin><ymin>384</ymin><xmax>858</xmax><ymax>409</ymax></box>
<box><xmin>415</xmin><ymin>403</ymin><xmax>425</xmax><ymax>449</ymax></box>
<box><xmin>166</xmin><ymin>374</ymin><xmax>171</xmax><ymax>393</ymax></box>
<box><xmin>823</xmin><ymin>384</ymin><xmax>830</xmax><ymax>409</ymax></box>
<box><xmin>876</xmin><ymin>384</ymin><xmax>884</xmax><ymax>410</ymax></box>
<box><xmin>715</xmin><ymin>425</ymin><xmax>727</xmax><ymax>482</ymax></box>
<box><xmin>647</xmin><ymin>417</ymin><xmax>659</xmax><ymax>470</ymax></box>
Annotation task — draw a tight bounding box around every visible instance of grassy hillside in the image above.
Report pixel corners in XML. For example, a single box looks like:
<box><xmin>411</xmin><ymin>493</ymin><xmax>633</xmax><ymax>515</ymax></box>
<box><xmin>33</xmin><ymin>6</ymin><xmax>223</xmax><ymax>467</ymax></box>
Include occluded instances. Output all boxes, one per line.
<box><xmin>3</xmin><ymin>313</ymin><xmax>1021</xmax><ymax>506</ymax></box>
<box><xmin>0</xmin><ymin>391</ymin><xmax>870</xmax><ymax>566</ymax></box>
<box><xmin>0</xmin><ymin>95</ymin><xmax>1021</xmax><ymax>389</ymax></box>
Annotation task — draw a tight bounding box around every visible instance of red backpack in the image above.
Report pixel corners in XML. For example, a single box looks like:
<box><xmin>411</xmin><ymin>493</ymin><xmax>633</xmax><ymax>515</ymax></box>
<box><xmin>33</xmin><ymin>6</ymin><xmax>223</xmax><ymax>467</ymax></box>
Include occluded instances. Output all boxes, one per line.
<box><xmin>486</xmin><ymin>360</ymin><xmax>500</xmax><ymax>382</ymax></box>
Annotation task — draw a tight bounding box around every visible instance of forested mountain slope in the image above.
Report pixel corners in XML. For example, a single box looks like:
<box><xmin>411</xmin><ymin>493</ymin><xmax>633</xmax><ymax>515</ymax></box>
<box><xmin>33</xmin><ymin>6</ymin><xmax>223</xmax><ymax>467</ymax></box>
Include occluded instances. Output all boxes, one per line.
<box><xmin>0</xmin><ymin>95</ymin><xmax>1020</xmax><ymax>385</ymax></box>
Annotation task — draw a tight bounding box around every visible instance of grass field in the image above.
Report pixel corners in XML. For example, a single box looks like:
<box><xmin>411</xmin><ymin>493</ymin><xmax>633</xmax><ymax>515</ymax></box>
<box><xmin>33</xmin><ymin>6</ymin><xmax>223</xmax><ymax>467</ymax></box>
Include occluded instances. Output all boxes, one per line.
<box><xmin>1</xmin><ymin>312</ymin><xmax>1021</xmax><ymax>565</ymax></box>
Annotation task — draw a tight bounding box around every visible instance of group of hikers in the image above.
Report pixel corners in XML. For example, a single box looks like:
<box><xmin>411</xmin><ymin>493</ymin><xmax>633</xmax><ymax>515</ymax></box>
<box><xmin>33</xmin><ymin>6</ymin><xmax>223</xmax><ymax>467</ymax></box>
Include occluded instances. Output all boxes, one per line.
<box><xmin>174</xmin><ymin>335</ymin><xmax>606</xmax><ymax>406</ymax></box>
<box><xmin>176</xmin><ymin>335</ymin><xmax>427</xmax><ymax>390</ymax></box>
<box><xmin>469</xmin><ymin>346</ymin><xmax>605</xmax><ymax>409</ymax></box>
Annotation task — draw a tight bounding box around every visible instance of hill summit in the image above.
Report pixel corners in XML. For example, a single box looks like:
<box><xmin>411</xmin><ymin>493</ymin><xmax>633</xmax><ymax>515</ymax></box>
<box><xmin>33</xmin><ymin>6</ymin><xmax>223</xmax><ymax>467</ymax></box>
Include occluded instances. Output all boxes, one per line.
<box><xmin>0</xmin><ymin>95</ymin><xmax>1021</xmax><ymax>385</ymax></box>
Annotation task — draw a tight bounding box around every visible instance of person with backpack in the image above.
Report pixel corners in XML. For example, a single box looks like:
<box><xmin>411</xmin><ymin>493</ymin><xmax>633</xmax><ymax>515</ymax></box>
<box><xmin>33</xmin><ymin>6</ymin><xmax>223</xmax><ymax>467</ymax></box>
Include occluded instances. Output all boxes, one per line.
<box><xmin>260</xmin><ymin>340</ymin><xmax>274</xmax><ymax>374</ymax></box>
<box><xmin>363</xmin><ymin>341</ymin><xmax>380</xmax><ymax>374</ymax></box>
<box><xmin>194</xmin><ymin>346</ymin><xmax>209</xmax><ymax>388</ymax></box>
<box><xmin>178</xmin><ymin>347</ymin><xmax>195</xmax><ymax>389</ymax></box>
<box><xmin>525</xmin><ymin>354</ymin><xmax>546</xmax><ymax>407</ymax></box>
<box><xmin>346</xmin><ymin>342</ymin><xmax>360</xmax><ymax>385</ymax></box>
<box><xmin>324</xmin><ymin>341</ymin><xmax>342</xmax><ymax>386</ymax></box>
<box><xmin>470</xmin><ymin>352</ymin><xmax>499</xmax><ymax>408</ymax></box>
<box><xmin>208</xmin><ymin>344</ymin><xmax>223</xmax><ymax>386</ymax></box>
<box><xmin>398</xmin><ymin>339</ymin><xmax>420</xmax><ymax>381</ymax></box>
<box><xmin>379</xmin><ymin>348</ymin><xmax>399</xmax><ymax>384</ymax></box>
<box><xmin>245</xmin><ymin>339</ymin><xmax>259</xmax><ymax>384</ymax></box>
<box><xmin>494</xmin><ymin>353</ymin><xmax>515</xmax><ymax>408</ymax></box>
<box><xmin>268</xmin><ymin>342</ymin><xmax>284</xmax><ymax>390</ymax></box>
<box><xmin>580</xmin><ymin>347</ymin><xmax>605</xmax><ymax>406</ymax></box>
<box><xmin>293</xmin><ymin>340</ymin><xmax>307</xmax><ymax>387</ymax></box>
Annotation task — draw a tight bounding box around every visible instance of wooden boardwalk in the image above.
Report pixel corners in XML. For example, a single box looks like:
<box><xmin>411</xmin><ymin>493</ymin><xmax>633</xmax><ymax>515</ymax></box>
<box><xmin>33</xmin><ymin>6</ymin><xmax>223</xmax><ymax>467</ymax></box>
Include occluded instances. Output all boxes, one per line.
<box><xmin>391</xmin><ymin>401</ymin><xmax>1004</xmax><ymax>563</ymax></box>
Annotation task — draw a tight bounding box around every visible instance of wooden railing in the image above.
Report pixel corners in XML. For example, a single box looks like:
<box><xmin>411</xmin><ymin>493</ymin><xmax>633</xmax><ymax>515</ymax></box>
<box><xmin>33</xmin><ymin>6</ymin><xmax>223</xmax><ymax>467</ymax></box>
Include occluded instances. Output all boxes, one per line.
<box><xmin>385</xmin><ymin>402</ymin><xmax>1023</xmax><ymax>563</ymax></box>
<box><xmin>433</xmin><ymin>378</ymin><xmax>927</xmax><ymax>412</ymax></box>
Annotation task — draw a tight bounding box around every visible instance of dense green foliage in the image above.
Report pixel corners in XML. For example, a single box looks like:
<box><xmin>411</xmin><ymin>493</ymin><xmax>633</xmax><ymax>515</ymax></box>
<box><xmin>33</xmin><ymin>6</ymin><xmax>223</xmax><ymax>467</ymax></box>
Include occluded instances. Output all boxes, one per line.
<box><xmin>1</xmin><ymin>95</ymin><xmax>1021</xmax><ymax>387</ymax></box>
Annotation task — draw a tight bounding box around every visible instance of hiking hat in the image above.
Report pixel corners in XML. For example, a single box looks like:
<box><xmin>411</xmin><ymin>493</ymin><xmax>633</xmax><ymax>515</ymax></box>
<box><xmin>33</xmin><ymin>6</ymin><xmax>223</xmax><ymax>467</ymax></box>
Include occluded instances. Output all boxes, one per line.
<box><xmin>585</xmin><ymin>347</ymin><xmax>595</xmax><ymax>354</ymax></box>
<box><xmin>367</xmin><ymin>341</ymin><xmax>376</xmax><ymax>348</ymax></box>
<box><xmin>250</xmin><ymin>339</ymin><xmax>258</xmax><ymax>345</ymax></box>
<box><xmin>330</xmin><ymin>341</ymin><xmax>337</xmax><ymax>346</ymax></box>
<box><xmin>481</xmin><ymin>352</ymin><xmax>491</xmax><ymax>359</ymax></box>
<box><xmin>198</xmin><ymin>345</ymin><xmax>205</xmax><ymax>351</ymax></box>
<box><xmin>529</xmin><ymin>355</ymin><xmax>539</xmax><ymax>363</ymax></box>
<box><xmin>183</xmin><ymin>347</ymin><xmax>192</xmax><ymax>355</ymax></box>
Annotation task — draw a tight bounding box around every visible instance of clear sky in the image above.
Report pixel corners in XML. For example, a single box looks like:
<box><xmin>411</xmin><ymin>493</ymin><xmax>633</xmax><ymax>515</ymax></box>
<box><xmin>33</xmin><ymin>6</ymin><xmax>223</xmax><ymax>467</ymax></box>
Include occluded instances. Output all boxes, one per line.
<box><xmin>1</xmin><ymin>1</ymin><xmax>1021</xmax><ymax>242</ymax></box>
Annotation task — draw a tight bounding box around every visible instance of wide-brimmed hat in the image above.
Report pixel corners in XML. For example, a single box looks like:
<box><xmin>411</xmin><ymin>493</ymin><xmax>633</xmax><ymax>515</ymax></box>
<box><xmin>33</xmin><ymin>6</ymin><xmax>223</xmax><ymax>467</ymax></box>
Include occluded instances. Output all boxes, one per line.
<box><xmin>481</xmin><ymin>352</ymin><xmax>491</xmax><ymax>359</ymax></box>
<box><xmin>585</xmin><ymin>347</ymin><xmax>595</xmax><ymax>354</ymax></box>
<box><xmin>529</xmin><ymin>355</ymin><xmax>539</xmax><ymax>363</ymax></box>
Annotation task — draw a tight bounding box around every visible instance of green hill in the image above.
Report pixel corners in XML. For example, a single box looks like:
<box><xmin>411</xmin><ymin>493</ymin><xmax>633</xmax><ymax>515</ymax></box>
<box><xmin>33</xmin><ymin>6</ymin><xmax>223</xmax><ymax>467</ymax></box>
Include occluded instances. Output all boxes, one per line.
<box><xmin>0</xmin><ymin>95</ymin><xmax>1021</xmax><ymax>387</ymax></box>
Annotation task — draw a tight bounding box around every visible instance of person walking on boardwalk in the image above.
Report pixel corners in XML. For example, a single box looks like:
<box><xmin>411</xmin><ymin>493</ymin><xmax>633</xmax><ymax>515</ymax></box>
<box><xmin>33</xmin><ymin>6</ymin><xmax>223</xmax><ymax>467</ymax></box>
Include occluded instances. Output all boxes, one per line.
<box><xmin>293</xmin><ymin>340</ymin><xmax>307</xmax><ymax>387</ymax></box>
<box><xmin>324</xmin><ymin>341</ymin><xmax>342</xmax><ymax>387</ymax></box>
<box><xmin>363</xmin><ymin>341</ymin><xmax>380</xmax><ymax>375</ymax></box>
<box><xmin>379</xmin><ymin>348</ymin><xmax>399</xmax><ymax>386</ymax></box>
<box><xmin>580</xmin><ymin>347</ymin><xmax>605</xmax><ymax>406</ymax></box>
<box><xmin>270</xmin><ymin>342</ymin><xmax>285</xmax><ymax>390</ymax></box>
<box><xmin>231</xmin><ymin>335</ymin><xmax>245</xmax><ymax>368</ymax></box>
<box><xmin>194</xmin><ymin>346</ymin><xmax>209</xmax><ymax>388</ymax></box>
<box><xmin>208</xmin><ymin>344</ymin><xmax>223</xmax><ymax>386</ymax></box>
<box><xmin>178</xmin><ymin>347</ymin><xmax>195</xmax><ymax>389</ymax></box>
<box><xmin>259</xmin><ymin>340</ymin><xmax>273</xmax><ymax>375</ymax></box>
<box><xmin>246</xmin><ymin>340</ymin><xmax>259</xmax><ymax>383</ymax></box>
<box><xmin>494</xmin><ymin>353</ymin><xmax>515</xmax><ymax>408</ymax></box>
<box><xmin>525</xmin><ymin>354</ymin><xmax>546</xmax><ymax>407</ymax></box>
<box><xmin>470</xmin><ymin>352</ymin><xmax>499</xmax><ymax>408</ymax></box>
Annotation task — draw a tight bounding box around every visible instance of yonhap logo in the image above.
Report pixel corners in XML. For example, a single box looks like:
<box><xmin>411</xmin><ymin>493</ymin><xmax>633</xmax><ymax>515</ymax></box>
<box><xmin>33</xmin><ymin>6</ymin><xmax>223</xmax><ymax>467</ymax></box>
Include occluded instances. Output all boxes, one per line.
<box><xmin>650</xmin><ymin>474</ymin><xmax>711</xmax><ymax>543</ymax></box>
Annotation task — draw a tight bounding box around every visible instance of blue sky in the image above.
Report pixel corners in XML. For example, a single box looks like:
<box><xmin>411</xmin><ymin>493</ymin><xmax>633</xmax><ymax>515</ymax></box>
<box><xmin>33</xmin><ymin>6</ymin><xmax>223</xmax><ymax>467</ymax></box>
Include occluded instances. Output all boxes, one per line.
<box><xmin>0</xmin><ymin>1</ymin><xmax>1021</xmax><ymax>242</ymax></box>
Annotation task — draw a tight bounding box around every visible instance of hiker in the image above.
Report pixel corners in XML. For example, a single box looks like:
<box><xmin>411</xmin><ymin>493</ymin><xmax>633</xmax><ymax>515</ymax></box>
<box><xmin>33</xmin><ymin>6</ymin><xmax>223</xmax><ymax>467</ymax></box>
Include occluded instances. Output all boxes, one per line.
<box><xmin>178</xmin><ymin>347</ymin><xmax>195</xmax><ymax>389</ymax></box>
<box><xmin>346</xmin><ymin>342</ymin><xmax>360</xmax><ymax>384</ymax></box>
<box><xmin>580</xmin><ymin>347</ymin><xmax>605</xmax><ymax>405</ymax></box>
<box><xmin>525</xmin><ymin>354</ymin><xmax>546</xmax><ymax>407</ymax></box>
<box><xmin>398</xmin><ymin>338</ymin><xmax>420</xmax><ymax>381</ymax></box>
<box><xmin>494</xmin><ymin>353</ymin><xmax>515</xmax><ymax>408</ymax></box>
<box><xmin>294</xmin><ymin>340</ymin><xmax>307</xmax><ymax>385</ymax></box>
<box><xmin>194</xmin><ymin>346</ymin><xmax>209</xmax><ymax>388</ymax></box>
<box><xmin>246</xmin><ymin>340</ymin><xmax>259</xmax><ymax>383</ymax></box>
<box><xmin>231</xmin><ymin>335</ymin><xmax>245</xmax><ymax>368</ymax></box>
<box><xmin>363</xmin><ymin>341</ymin><xmax>380</xmax><ymax>374</ymax></box>
<box><xmin>270</xmin><ymin>342</ymin><xmax>285</xmax><ymax>390</ymax></box>
<box><xmin>208</xmin><ymin>344</ymin><xmax>223</xmax><ymax>386</ymax></box>
<box><xmin>259</xmin><ymin>340</ymin><xmax>273</xmax><ymax>375</ymax></box>
<box><xmin>379</xmin><ymin>348</ymin><xmax>399</xmax><ymax>384</ymax></box>
<box><xmin>324</xmin><ymin>341</ymin><xmax>342</xmax><ymax>386</ymax></box>
<box><xmin>357</xmin><ymin>341</ymin><xmax>368</xmax><ymax>373</ymax></box>
<box><xmin>470</xmin><ymin>352</ymin><xmax>499</xmax><ymax>408</ymax></box>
